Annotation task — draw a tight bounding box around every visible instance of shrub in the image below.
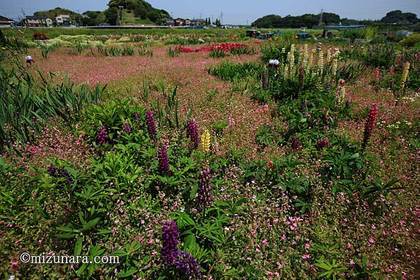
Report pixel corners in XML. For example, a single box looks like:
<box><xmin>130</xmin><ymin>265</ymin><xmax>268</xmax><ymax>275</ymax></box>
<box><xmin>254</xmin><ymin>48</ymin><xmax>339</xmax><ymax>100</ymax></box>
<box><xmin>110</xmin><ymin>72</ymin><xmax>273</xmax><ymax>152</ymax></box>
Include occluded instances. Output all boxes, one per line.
<box><xmin>81</xmin><ymin>99</ymin><xmax>145</xmax><ymax>148</ymax></box>
<box><xmin>399</xmin><ymin>34</ymin><xmax>420</xmax><ymax>48</ymax></box>
<box><xmin>260</xmin><ymin>40</ymin><xmax>295</xmax><ymax>63</ymax></box>
<box><xmin>361</xmin><ymin>44</ymin><xmax>397</xmax><ymax>68</ymax></box>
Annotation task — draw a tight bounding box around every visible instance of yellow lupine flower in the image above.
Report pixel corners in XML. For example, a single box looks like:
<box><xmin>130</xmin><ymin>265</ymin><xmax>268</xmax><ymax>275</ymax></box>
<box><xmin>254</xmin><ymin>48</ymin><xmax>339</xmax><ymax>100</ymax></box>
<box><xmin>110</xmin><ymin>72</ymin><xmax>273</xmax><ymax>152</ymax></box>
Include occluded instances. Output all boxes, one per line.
<box><xmin>401</xmin><ymin>62</ymin><xmax>410</xmax><ymax>90</ymax></box>
<box><xmin>200</xmin><ymin>129</ymin><xmax>211</xmax><ymax>152</ymax></box>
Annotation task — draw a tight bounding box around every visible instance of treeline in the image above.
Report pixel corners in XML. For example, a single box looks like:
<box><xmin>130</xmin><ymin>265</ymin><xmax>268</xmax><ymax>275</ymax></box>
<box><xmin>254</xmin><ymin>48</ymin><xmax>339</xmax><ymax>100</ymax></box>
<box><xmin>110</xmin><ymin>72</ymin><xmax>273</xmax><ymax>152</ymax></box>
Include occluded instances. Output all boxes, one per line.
<box><xmin>29</xmin><ymin>0</ymin><xmax>171</xmax><ymax>26</ymax></box>
<box><xmin>33</xmin><ymin>7</ymin><xmax>82</xmax><ymax>22</ymax></box>
<box><xmin>252</xmin><ymin>10</ymin><xmax>419</xmax><ymax>28</ymax></box>
<box><xmin>252</xmin><ymin>13</ymin><xmax>341</xmax><ymax>28</ymax></box>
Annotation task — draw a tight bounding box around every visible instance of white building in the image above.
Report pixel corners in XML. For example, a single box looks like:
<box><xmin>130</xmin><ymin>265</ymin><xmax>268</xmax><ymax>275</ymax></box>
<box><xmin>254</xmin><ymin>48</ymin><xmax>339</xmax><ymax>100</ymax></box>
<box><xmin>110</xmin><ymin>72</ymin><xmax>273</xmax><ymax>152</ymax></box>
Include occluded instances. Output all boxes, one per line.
<box><xmin>55</xmin><ymin>15</ymin><xmax>71</xmax><ymax>26</ymax></box>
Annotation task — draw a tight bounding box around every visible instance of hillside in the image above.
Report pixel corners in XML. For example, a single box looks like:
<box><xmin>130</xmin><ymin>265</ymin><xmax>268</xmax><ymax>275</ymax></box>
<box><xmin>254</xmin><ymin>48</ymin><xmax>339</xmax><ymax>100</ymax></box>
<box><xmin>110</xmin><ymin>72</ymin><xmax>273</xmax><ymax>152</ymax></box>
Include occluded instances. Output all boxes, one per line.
<box><xmin>34</xmin><ymin>7</ymin><xmax>82</xmax><ymax>21</ymax></box>
<box><xmin>105</xmin><ymin>0</ymin><xmax>171</xmax><ymax>25</ymax></box>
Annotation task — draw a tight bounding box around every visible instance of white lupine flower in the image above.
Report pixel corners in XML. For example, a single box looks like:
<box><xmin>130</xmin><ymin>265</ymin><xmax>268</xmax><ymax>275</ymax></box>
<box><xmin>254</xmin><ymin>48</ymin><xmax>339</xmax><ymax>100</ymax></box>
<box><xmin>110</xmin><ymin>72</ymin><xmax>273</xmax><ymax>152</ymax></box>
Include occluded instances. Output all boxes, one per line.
<box><xmin>302</xmin><ymin>44</ymin><xmax>309</xmax><ymax>69</ymax></box>
<box><xmin>318</xmin><ymin>49</ymin><xmax>324</xmax><ymax>75</ymax></box>
<box><xmin>401</xmin><ymin>62</ymin><xmax>410</xmax><ymax>90</ymax></box>
<box><xmin>326</xmin><ymin>48</ymin><xmax>332</xmax><ymax>63</ymax></box>
<box><xmin>332</xmin><ymin>58</ymin><xmax>338</xmax><ymax>77</ymax></box>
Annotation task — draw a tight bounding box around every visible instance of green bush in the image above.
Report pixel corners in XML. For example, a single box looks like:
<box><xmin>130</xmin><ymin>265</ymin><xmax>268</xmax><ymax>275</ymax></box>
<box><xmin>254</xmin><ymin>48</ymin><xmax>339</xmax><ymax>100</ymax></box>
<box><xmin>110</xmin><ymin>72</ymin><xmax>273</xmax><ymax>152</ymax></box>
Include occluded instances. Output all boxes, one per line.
<box><xmin>400</xmin><ymin>33</ymin><xmax>420</xmax><ymax>47</ymax></box>
<box><xmin>230</xmin><ymin>45</ymin><xmax>256</xmax><ymax>56</ymax></box>
<box><xmin>208</xmin><ymin>61</ymin><xmax>263</xmax><ymax>81</ymax></box>
<box><xmin>209</xmin><ymin>48</ymin><xmax>226</xmax><ymax>58</ymax></box>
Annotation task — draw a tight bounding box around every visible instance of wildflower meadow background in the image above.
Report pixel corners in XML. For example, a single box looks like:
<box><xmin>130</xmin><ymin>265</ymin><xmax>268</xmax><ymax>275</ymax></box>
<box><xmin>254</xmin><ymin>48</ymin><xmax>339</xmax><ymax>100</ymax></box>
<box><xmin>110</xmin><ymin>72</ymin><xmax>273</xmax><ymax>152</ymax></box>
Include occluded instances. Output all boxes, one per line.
<box><xmin>0</xmin><ymin>27</ymin><xmax>419</xmax><ymax>279</ymax></box>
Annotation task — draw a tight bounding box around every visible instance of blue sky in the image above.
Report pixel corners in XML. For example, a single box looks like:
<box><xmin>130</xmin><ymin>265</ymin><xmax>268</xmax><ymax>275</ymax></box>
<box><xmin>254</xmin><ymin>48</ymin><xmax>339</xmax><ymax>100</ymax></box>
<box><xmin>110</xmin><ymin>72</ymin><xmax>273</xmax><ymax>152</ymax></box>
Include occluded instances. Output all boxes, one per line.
<box><xmin>0</xmin><ymin>0</ymin><xmax>419</xmax><ymax>24</ymax></box>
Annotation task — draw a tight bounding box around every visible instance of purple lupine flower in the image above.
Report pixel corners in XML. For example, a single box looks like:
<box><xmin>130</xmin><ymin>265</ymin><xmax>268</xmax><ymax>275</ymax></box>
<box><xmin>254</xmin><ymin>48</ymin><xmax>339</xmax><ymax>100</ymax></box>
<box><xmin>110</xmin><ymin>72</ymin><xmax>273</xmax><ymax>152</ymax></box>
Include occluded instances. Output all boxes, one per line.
<box><xmin>187</xmin><ymin>119</ymin><xmax>199</xmax><ymax>149</ymax></box>
<box><xmin>48</xmin><ymin>165</ymin><xmax>73</xmax><ymax>185</ymax></box>
<box><xmin>146</xmin><ymin>111</ymin><xmax>157</xmax><ymax>140</ymax></box>
<box><xmin>122</xmin><ymin>122</ymin><xmax>132</xmax><ymax>134</ymax></box>
<box><xmin>58</xmin><ymin>168</ymin><xmax>73</xmax><ymax>185</ymax></box>
<box><xmin>96</xmin><ymin>126</ymin><xmax>108</xmax><ymax>145</ymax></box>
<box><xmin>291</xmin><ymin>137</ymin><xmax>302</xmax><ymax>150</ymax></box>
<box><xmin>158</xmin><ymin>144</ymin><xmax>170</xmax><ymax>175</ymax></box>
<box><xmin>161</xmin><ymin>221</ymin><xmax>180</xmax><ymax>266</ymax></box>
<box><xmin>316</xmin><ymin>138</ymin><xmax>330</xmax><ymax>150</ymax></box>
<box><xmin>196</xmin><ymin>167</ymin><xmax>212</xmax><ymax>212</ymax></box>
<box><xmin>132</xmin><ymin>112</ymin><xmax>141</xmax><ymax>122</ymax></box>
<box><xmin>174</xmin><ymin>251</ymin><xmax>201</xmax><ymax>279</ymax></box>
<box><xmin>47</xmin><ymin>165</ymin><xmax>57</xmax><ymax>176</ymax></box>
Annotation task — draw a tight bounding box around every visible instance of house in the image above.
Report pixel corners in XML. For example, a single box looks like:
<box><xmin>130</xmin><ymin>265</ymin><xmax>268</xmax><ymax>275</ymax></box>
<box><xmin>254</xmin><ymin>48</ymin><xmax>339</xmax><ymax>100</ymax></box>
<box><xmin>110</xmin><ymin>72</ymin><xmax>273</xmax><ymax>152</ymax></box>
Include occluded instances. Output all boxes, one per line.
<box><xmin>174</xmin><ymin>18</ymin><xmax>185</xmax><ymax>26</ymax></box>
<box><xmin>0</xmin><ymin>15</ymin><xmax>14</xmax><ymax>27</ymax></box>
<box><xmin>191</xmin><ymin>19</ymin><xmax>206</xmax><ymax>26</ymax></box>
<box><xmin>55</xmin><ymin>14</ymin><xmax>71</xmax><ymax>26</ymax></box>
<box><xmin>173</xmin><ymin>18</ymin><xmax>192</xmax><ymax>26</ymax></box>
<box><xmin>166</xmin><ymin>19</ymin><xmax>175</xmax><ymax>26</ymax></box>
<box><xmin>396</xmin><ymin>30</ymin><xmax>413</xmax><ymax>38</ymax></box>
<box><xmin>22</xmin><ymin>16</ymin><xmax>53</xmax><ymax>27</ymax></box>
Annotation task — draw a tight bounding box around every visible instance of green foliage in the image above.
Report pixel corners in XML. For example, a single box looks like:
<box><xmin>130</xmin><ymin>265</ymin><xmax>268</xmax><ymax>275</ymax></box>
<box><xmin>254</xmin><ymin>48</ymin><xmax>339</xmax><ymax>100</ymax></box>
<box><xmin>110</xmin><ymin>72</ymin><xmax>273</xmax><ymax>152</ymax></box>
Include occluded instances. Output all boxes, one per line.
<box><xmin>230</xmin><ymin>45</ymin><xmax>256</xmax><ymax>56</ymax></box>
<box><xmin>252</xmin><ymin>12</ymin><xmax>340</xmax><ymax>28</ymax></box>
<box><xmin>151</xmin><ymin>86</ymin><xmax>185</xmax><ymax>129</ymax></box>
<box><xmin>81</xmin><ymin>99</ymin><xmax>145</xmax><ymax>147</ymax></box>
<box><xmin>34</xmin><ymin>7</ymin><xmax>82</xmax><ymax>24</ymax></box>
<box><xmin>208</xmin><ymin>61</ymin><xmax>263</xmax><ymax>81</ymax></box>
<box><xmin>72</xmin><ymin>41</ymin><xmax>90</xmax><ymax>54</ymax></box>
<box><xmin>315</xmin><ymin>258</ymin><xmax>347</xmax><ymax>279</ymax></box>
<box><xmin>321</xmin><ymin>136</ymin><xmax>368</xmax><ymax>193</ymax></box>
<box><xmin>165</xmin><ymin>36</ymin><xmax>204</xmax><ymax>45</ymax></box>
<box><xmin>97</xmin><ymin>45</ymin><xmax>135</xmax><ymax>56</ymax></box>
<box><xmin>138</xmin><ymin>45</ymin><xmax>153</xmax><ymax>56</ymax></box>
<box><xmin>107</xmin><ymin>0</ymin><xmax>170</xmax><ymax>25</ymax></box>
<box><xmin>209</xmin><ymin>48</ymin><xmax>226</xmax><ymax>58</ymax></box>
<box><xmin>381</xmin><ymin>10</ymin><xmax>418</xmax><ymax>24</ymax></box>
<box><xmin>400</xmin><ymin>33</ymin><xmax>420</xmax><ymax>47</ymax></box>
<box><xmin>39</xmin><ymin>42</ymin><xmax>59</xmax><ymax>58</ymax></box>
<box><xmin>241</xmin><ymin>155</ymin><xmax>313</xmax><ymax>211</ymax></box>
<box><xmin>212</xmin><ymin>120</ymin><xmax>228</xmax><ymax>136</ymax></box>
<box><xmin>167</xmin><ymin>46</ymin><xmax>180</xmax><ymax>57</ymax></box>
<box><xmin>260</xmin><ymin>40</ymin><xmax>295</xmax><ymax>63</ymax></box>
<box><xmin>361</xmin><ymin>44</ymin><xmax>397</xmax><ymax>68</ymax></box>
<box><xmin>255</xmin><ymin>125</ymin><xmax>276</xmax><ymax>147</ymax></box>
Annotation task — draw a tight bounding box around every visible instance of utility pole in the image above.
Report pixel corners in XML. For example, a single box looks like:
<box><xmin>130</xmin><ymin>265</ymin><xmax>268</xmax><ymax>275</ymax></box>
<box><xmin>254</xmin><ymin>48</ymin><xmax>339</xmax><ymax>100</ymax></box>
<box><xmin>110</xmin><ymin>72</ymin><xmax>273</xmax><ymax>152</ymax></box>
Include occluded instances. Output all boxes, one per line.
<box><xmin>118</xmin><ymin>5</ymin><xmax>124</xmax><ymax>26</ymax></box>
<box><xmin>319</xmin><ymin>9</ymin><xmax>324</xmax><ymax>26</ymax></box>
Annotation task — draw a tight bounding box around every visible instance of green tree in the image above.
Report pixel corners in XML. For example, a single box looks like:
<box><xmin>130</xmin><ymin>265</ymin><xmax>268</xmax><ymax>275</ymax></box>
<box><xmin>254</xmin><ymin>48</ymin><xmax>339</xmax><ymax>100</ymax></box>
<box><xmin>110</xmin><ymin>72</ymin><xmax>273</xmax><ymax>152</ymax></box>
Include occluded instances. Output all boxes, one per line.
<box><xmin>105</xmin><ymin>7</ymin><xmax>119</xmax><ymax>25</ymax></box>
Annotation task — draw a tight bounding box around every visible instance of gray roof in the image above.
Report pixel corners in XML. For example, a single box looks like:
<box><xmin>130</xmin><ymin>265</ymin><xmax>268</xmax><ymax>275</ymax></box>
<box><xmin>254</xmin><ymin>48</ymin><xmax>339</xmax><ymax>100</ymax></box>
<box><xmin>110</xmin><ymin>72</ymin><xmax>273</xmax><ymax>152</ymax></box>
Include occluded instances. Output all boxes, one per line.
<box><xmin>0</xmin><ymin>15</ymin><xmax>13</xmax><ymax>22</ymax></box>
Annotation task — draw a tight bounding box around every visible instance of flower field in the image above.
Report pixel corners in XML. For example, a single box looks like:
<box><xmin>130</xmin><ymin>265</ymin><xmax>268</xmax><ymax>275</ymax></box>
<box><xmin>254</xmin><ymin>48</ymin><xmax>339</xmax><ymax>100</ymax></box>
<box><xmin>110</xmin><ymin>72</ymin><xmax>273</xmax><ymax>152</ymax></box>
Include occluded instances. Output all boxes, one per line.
<box><xmin>0</xmin><ymin>28</ymin><xmax>419</xmax><ymax>279</ymax></box>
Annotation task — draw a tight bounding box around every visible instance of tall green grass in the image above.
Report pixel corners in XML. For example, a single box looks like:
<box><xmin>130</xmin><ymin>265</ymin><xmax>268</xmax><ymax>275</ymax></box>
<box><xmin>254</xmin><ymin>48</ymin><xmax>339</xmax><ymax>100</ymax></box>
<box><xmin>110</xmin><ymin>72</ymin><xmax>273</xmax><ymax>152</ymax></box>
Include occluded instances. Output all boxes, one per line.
<box><xmin>0</xmin><ymin>66</ymin><xmax>105</xmax><ymax>151</ymax></box>
<box><xmin>208</xmin><ymin>61</ymin><xmax>263</xmax><ymax>81</ymax></box>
